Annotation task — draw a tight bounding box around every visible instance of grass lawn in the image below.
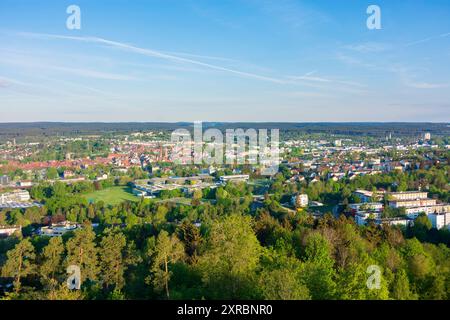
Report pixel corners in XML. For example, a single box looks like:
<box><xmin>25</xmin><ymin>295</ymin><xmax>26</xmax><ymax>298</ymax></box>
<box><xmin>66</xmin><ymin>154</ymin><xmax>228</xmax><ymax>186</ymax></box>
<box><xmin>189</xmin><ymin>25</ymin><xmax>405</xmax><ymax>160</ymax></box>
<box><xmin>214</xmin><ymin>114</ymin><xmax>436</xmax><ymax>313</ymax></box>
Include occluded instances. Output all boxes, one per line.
<box><xmin>83</xmin><ymin>186</ymin><xmax>138</xmax><ymax>205</ymax></box>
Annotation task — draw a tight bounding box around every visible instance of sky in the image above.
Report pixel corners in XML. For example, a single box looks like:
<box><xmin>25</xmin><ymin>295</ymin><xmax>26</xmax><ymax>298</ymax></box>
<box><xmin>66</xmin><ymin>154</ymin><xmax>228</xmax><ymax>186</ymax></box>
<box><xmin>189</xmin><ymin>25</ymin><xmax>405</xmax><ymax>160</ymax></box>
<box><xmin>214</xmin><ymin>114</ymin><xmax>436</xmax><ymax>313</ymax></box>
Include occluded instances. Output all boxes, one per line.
<box><xmin>0</xmin><ymin>0</ymin><xmax>449</xmax><ymax>122</ymax></box>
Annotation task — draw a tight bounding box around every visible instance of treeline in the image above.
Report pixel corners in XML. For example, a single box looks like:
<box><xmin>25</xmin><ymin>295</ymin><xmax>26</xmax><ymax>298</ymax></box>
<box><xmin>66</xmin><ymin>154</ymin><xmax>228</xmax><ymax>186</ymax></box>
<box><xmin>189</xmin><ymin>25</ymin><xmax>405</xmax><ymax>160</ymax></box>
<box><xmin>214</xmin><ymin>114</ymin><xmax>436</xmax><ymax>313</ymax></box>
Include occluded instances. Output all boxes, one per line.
<box><xmin>1</xmin><ymin>122</ymin><xmax>448</xmax><ymax>142</ymax></box>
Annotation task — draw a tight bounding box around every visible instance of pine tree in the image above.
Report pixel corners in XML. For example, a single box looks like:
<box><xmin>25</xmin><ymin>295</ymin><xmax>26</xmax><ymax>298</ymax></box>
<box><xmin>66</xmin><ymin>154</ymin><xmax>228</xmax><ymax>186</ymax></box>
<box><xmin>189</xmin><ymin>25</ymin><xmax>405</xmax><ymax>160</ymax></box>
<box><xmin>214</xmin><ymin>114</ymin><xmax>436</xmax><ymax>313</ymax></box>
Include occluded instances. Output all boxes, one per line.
<box><xmin>1</xmin><ymin>238</ymin><xmax>36</xmax><ymax>293</ymax></box>
<box><xmin>178</xmin><ymin>221</ymin><xmax>202</xmax><ymax>263</ymax></box>
<box><xmin>40</xmin><ymin>236</ymin><xmax>65</xmax><ymax>288</ymax></box>
<box><xmin>99</xmin><ymin>230</ymin><xmax>127</xmax><ymax>290</ymax></box>
<box><xmin>150</xmin><ymin>230</ymin><xmax>185</xmax><ymax>299</ymax></box>
<box><xmin>66</xmin><ymin>225</ymin><xmax>99</xmax><ymax>286</ymax></box>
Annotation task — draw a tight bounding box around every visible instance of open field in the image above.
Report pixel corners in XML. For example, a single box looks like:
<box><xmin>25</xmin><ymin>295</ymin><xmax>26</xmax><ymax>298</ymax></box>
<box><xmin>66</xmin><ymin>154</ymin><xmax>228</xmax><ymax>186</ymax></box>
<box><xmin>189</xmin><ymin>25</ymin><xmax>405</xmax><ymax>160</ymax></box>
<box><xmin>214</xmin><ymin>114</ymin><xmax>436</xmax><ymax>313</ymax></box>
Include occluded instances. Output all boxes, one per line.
<box><xmin>83</xmin><ymin>186</ymin><xmax>138</xmax><ymax>205</ymax></box>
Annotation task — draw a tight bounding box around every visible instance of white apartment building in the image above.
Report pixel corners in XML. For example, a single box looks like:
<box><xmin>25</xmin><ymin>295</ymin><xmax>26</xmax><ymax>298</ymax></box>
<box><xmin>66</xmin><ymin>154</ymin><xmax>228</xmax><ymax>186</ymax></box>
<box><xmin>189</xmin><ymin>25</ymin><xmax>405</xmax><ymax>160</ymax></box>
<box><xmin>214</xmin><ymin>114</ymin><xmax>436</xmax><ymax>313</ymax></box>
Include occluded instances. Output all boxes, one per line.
<box><xmin>350</xmin><ymin>202</ymin><xmax>383</xmax><ymax>213</ymax></box>
<box><xmin>0</xmin><ymin>225</ymin><xmax>22</xmax><ymax>237</ymax></box>
<box><xmin>405</xmin><ymin>204</ymin><xmax>450</xmax><ymax>219</ymax></box>
<box><xmin>219</xmin><ymin>175</ymin><xmax>250</xmax><ymax>183</ymax></box>
<box><xmin>0</xmin><ymin>190</ymin><xmax>31</xmax><ymax>204</ymax></box>
<box><xmin>353</xmin><ymin>189</ymin><xmax>384</xmax><ymax>203</ymax></box>
<box><xmin>355</xmin><ymin>211</ymin><xmax>382</xmax><ymax>226</ymax></box>
<box><xmin>389</xmin><ymin>199</ymin><xmax>437</xmax><ymax>209</ymax></box>
<box><xmin>428</xmin><ymin>212</ymin><xmax>450</xmax><ymax>230</ymax></box>
<box><xmin>388</xmin><ymin>191</ymin><xmax>428</xmax><ymax>201</ymax></box>
<box><xmin>353</xmin><ymin>190</ymin><xmax>374</xmax><ymax>203</ymax></box>
<box><xmin>291</xmin><ymin>194</ymin><xmax>309</xmax><ymax>208</ymax></box>
<box><xmin>376</xmin><ymin>218</ymin><xmax>412</xmax><ymax>227</ymax></box>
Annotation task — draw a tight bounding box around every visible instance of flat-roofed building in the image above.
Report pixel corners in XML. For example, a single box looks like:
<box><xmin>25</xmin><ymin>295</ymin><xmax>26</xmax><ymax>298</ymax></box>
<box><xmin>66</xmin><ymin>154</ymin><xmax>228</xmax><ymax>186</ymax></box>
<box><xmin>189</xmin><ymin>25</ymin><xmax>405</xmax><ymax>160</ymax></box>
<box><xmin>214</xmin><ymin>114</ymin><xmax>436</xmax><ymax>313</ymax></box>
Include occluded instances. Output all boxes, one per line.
<box><xmin>291</xmin><ymin>194</ymin><xmax>308</xmax><ymax>208</ymax></box>
<box><xmin>355</xmin><ymin>211</ymin><xmax>382</xmax><ymax>226</ymax></box>
<box><xmin>388</xmin><ymin>191</ymin><xmax>428</xmax><ymax>201</ymax></box>
<box><xmin>353</xmin><ymin>189</ymin><xmax>384</xmax><ymax>203</ymax></box>
<box><xmin>0</xmin><ymin>190</ymin><xmax>31</xmax><ymax>204</ymax></box>
<box><xmin>219</xmin><ymin>175</ymin><xmax>250</xmax><ymax>183</ymax></box>
<box><xmin>389</xmin><ymin>198</ymin><xmax>437</xmax><ymax>209</ymax></box>
<box><xmin>0</xmin><ymin>225</ymin><xmax>22</xmax><ymax>237</ymax></box>
<box><xmin>350</xmin><ymin>202</ymin><xmax>383</xmax><ymax>213</ymax></box>
<box><xmin>405</xmin><ymin>204</ymin><xmax>450</xmax><ymax>219</ymax></box>
<box><xmin>428</xmin><ymin>212</ymin><xmax>450</xmax><ymax>230</ymax></box>
<box><xmin>39</xmin><ymin>221</ymin><xmax>79</xmax><ymax>237</ymax></box>
<box><xmin>377</xmin><ymin>217</ymin><xmax>412</xmax><ymax>227</ymax></box>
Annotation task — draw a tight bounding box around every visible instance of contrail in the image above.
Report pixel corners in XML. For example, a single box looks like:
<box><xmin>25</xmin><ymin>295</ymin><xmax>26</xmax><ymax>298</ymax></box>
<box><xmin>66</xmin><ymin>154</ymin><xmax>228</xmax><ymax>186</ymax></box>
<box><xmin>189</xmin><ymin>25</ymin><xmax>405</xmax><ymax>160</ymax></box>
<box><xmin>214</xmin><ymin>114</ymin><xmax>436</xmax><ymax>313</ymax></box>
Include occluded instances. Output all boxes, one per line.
<box><xmin>18</xmin><ymin>32</ymin><xmax>286</xmax><ymax>84</ymax></box>
<box><xmin>405</xmin><ymin>32</ymin><xmax>450</xmax><ymax>47</ymax></box>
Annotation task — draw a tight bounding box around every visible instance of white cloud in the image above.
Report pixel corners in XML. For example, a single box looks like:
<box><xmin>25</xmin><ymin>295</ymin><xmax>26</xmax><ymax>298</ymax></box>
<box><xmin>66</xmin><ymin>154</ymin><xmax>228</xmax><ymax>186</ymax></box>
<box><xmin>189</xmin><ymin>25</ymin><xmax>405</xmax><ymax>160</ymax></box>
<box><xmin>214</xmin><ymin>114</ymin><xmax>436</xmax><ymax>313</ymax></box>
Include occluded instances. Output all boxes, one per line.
<box><xmin>405</xmin><ymin>81</ymin><xmax>449</xmax><ymax>89</ymax></box>
<box><xmin>288</xmin><ymin>71</ymin><xmax>332</xmax><ymax>83</ymax></box>
<box><xmin>51</xmin><ymin>66</ymin><xmax>137</xmax><ymax>81</ymax></box>
<box><xmin>343</xmin><ymin>42</ymin><xmax>390</xmax><ymax>53</ymax></box>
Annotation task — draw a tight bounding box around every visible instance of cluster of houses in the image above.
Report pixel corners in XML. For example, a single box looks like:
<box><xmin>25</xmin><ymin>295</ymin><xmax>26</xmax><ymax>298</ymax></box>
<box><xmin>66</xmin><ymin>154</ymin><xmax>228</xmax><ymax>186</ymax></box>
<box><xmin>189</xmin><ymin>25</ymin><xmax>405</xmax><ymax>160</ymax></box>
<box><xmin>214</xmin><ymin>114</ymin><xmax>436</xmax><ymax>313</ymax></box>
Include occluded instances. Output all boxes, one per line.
<box><xmin>351</xmin><ymin>190</ymin><xmax>450</xmax><ymax>230</ymax></box>
<box><xmin>283</xmin><ymin>135</ymin><xmax>447</xmax><ymax>186</ymax></box>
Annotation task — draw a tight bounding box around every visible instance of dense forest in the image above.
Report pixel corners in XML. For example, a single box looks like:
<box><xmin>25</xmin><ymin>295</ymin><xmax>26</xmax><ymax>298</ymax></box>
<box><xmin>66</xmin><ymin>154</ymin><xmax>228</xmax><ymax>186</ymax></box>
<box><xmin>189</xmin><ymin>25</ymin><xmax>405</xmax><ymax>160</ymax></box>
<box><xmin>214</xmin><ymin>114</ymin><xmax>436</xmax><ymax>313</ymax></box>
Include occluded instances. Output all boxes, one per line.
<box><xmin>1</xmin><ymin>169</ymin><xmax>449</xmax><ymax>300</ymax></box>
<box><xmin>0</xmin><ymin>122</ymin><xmax>448</xmax><ymax>142</ymax></box>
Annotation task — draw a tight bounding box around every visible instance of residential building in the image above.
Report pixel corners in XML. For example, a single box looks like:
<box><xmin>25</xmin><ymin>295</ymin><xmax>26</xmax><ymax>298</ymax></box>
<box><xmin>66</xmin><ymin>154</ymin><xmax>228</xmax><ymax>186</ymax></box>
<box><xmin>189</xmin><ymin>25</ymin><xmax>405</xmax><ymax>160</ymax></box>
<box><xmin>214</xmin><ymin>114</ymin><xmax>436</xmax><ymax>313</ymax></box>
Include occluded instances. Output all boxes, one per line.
<box><xmin>291</xmin><ymin>194</ymin><xmax>308</xmax><ymax>208</ymax></box>
<box><xmin>17</xmin><ymin>180</ymin><xmax>33</xmax><ymax>187</ymax></box>
<box><xmin>349</xmin><ymin>202</ymin><xmax>383</xmax><ymax>213</ymax></box>
<box><xmin>219</xmin><ymin>175</ymin><xmax>250</xmax><ymax>183</ymax></box>
<box><xmin>404</xmin><ymin>204</ymin><xmax>450</xmax><ymax>219</ymax></box>
<box><xmin>354</xmin><ymin>190</ymin><xmax>376</xmax><ymax>203</ymax></box>
<box><xmin>0</xmin><ymin>189</ymin><xmax>31</xmax><ymax>203</ymax></box>
<box><xmin>428</xmin><ymin>212</ymin><xmax>450</xmax><ymax>230</ymax></box>
<box><xmin>39</xmin><ymin>221</ymin><xmax>80</xmax><ymax>237</ymax></box>
<box><xmin>389</xmin><ymin>199</ymin><xmax>437</xmax><ymax>209</ymax></box>
<box><xmin>355</xmin><ymin>211</ymin><xmax>382</xmax><ymax>226</ymax></box>
<box><xmin>0</xmin><ymin>225</ymin><xmax>21</xmax><ymax>237</ymax></box>
<box><xmin>388</xmin><ymin>191</ymin><xmax>428</xmax><ymax>201</ymax></box>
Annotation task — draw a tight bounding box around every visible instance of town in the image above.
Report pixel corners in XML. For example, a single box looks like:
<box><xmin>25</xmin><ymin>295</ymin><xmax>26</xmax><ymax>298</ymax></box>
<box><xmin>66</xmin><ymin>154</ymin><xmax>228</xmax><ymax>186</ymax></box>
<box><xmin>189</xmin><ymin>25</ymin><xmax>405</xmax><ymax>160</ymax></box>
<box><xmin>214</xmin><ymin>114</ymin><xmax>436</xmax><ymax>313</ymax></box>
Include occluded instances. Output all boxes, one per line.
<box><xmin>1</xmin><ymin>124</ymin><xmax>448</xmax><ymax>236</ymax></box>
<box><xmin>0</xmin><ymin>122</ymin><xmax>449</xmax><ymax>301</ymax></box>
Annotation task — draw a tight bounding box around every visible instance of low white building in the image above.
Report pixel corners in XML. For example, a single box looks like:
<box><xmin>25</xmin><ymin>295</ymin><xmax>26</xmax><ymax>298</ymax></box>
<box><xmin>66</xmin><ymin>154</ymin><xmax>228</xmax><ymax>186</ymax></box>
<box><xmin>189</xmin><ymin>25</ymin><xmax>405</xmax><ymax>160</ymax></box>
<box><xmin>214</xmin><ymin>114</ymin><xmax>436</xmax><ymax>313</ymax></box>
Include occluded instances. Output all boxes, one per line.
<box><xmin>389</xmin><ymin>199</ymin><xmax>437</xmax><ymax>209</ymax></box>
<box><xmin>17</xmin><ymin>180</ymin><xmax>33</xmax><ymax>187</ymax></box>
<box><xmin>404</xmin><ymin>204</ymin><xmax>450</xmax><ymax>219</ymax></box>
<box><xmin>0</xmin><ymin>190</ymin><xmax>31</xmax><ymax>203</ymax></box>
<box><xmin>355</xmin><ymin>212</ymin><xmax>382</xmax><ymax>226</ymax></box>
<box><xmin>291</xmin><ymin>194</ymin><xmax>308</xmax><ymax>208</ymax></box>
<box><xmin>0</xmin><ymin>225</ymin><xmax>22</xmax><ymax>237</ymax></box>
<box><xmin>388</xmin><ymin>191</ymin><xmax>428</xmax><ymax>201</ymax></box>
<box><xmin>219</xmin><ymin>175</ymin><xmax>250</xmax><ymax>183</ymax></box>
<box><xmin>353</xmin><ymin>189</ymin><xmax>384</xmax><ymax>202</ymax></box>
<box><xmin>377</xmin><ymin>217</ymin><xmax>412</xmax><ymax>227</ymax></box>
<box><xmin>39</xmin><ymin>221</ymin><xmax>80</xmax><ymax>237</ymax></box>
<box><xmin>350</xmin><ymin>202</ymin><xmax>383</xmax><ymax>213</ymax></box>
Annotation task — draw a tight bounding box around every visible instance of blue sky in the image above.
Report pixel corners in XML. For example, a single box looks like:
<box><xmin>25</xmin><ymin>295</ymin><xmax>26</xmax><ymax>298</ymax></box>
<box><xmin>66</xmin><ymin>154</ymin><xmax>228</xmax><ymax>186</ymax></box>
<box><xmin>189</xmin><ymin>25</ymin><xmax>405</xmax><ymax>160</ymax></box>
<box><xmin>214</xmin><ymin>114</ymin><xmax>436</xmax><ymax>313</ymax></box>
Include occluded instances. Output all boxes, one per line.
<box><xmin>0</xmin><ymin>0</ymin><xmax>449</xmax><ymax>122</ymax></box>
